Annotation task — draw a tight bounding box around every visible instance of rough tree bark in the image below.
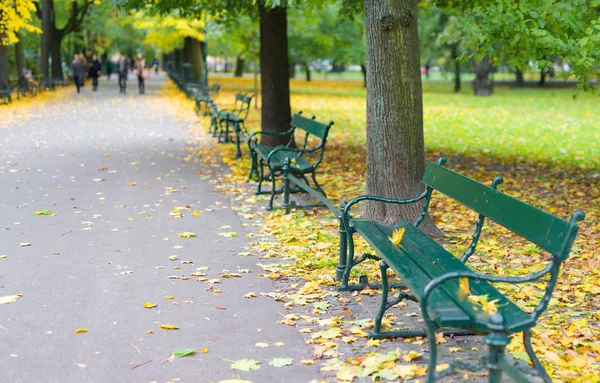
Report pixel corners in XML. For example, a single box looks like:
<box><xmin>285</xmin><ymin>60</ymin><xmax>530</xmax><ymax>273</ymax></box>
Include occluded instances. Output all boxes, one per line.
<box><xmin>40</xmin><ymin>0</ymin><xmax>53</xmax><ymax>79</ymax></box>
<box><xmin>450</xmin><ymin>44</ymin><xmax>460</xmax><ymax>93</ymax></box>
<box><xmin>235</xmin><ymin>55</ymin><xmax>245</xmax><ymax>77</ymax></box>
<box><xmin>363</xmin><ymin>0</ymin><xmax>439</xmax><ymax>235</ymax></box>
<box><xmin>289</xmin><ymin>61</ymin><xmax>296</xmax><ymax>78</ymax></box>
<box><xmin>258</xmin><ymin>3</ymin><xmax>292</xmax><ymax>147</ymax></box>
<box><xmin>471</xmin><ymin>56</ymin><xmax>493</xmax><ymax>96</ymax></box>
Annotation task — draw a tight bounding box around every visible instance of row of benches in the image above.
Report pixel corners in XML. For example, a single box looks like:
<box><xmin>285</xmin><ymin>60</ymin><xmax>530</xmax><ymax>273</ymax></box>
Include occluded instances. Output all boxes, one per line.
<box><xmin>183</xmin><ymin>81</ymin><xmax>583</xmax><ymax>383</ymax></box>
<box><xmin>0</xmin><ymin>77</ymin><xmax>71</xmax><ymax>105</ymax></box>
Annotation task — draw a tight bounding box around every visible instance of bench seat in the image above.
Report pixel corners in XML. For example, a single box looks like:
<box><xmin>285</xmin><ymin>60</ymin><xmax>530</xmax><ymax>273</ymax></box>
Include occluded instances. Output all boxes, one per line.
<box><xmin>352</xmin><ymin>219</ymin><xmax>533</xmax><ymax>333</ymax></box>
<box><xmin>250</xmin><ymin>144</ymin><xmax>313</xmax><ymax>173</ymax></box>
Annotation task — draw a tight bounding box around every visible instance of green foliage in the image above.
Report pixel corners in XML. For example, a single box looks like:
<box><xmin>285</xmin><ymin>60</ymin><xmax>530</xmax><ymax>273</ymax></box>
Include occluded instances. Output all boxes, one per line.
<box><xmin>444</xmin><ymin>0</ymin><xmax>600</xmax><ymax>91</ymax></box>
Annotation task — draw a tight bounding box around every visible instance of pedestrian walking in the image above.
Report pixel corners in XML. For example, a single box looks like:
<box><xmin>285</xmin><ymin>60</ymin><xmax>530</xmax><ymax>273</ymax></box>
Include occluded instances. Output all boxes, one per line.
<box><xmin>152</xmin><ymin>57</ymin><xmax>159</xmax><ymax>75</ymax></box>
<box><xmin>135</xmin><ymin>52</ymin><xmax>146</xmax><ymax>95</ymax></box>
<box><xmin>71</xmin><ymin>54</ymin><xmax>85</xmax><ymax>94</ymax></box>
<box><xmin>116</xmin><ymin>54</ymin><xmax>128</xmax><ymax>94</ymax></box>
<box><xmin>105</xmin><ymin>59</ymin><xmax>114</xmax><ymax>80</ymax></box>
<box><xmin>89</xmin><ymin>54</ymin><xmax>102</xmax><ymax>91</ymax></box>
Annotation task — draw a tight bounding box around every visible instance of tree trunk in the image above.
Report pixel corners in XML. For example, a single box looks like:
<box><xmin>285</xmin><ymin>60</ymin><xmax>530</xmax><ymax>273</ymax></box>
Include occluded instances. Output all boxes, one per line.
<box><xmin>258</xmin><ymin>3</ymin><xmax>292</xmax><ymax>147</ymax></box>
<box><xmin>51</xmin><ymin>33</ymin><xmax>63</xmax><ymax>80</ymax></box>
<box><xmin>515</xmin><ymin>67</ymin><xmax>524</xmax><ymax>87</ymax></box>
<box><xmin>0</xmin><ymin>36</ymin><xmax>8</xmax><ymax>90</ymax></box>
<box><xmin>539</xmin><ymin>69</ymin><xmax>546</xmax><ymax>86</ymax></box>
<box><xmin>304</xmin><ymin>62</ymin><xmax>311</xmax><ymax>82</ymax></box>
<box><xmin>450</xmin><ymin>44</ymin><xmax>460</xmax><ymax>93</ymax></box>
<box><xmin>187</xmin><ymin>38</ymin><xmax>204</xmax><ymax>84</ymax></box>
<box><xmin>40</xmin><ymin>0</ymin><xmax>53</xmax><ymax>79</ymax></box>
<box><xmin>15</xmin><ymin>33</ymin><xmax>25</xmax><ymax>84</ymax></box>
<box><xmin>235</xmin><ymin>55</ymin><xmax>245</xmax><ymax>77</ymax></box>
<box><xmin>471</xmin><ymin>56</ymin><xmax>493</xmax><ymax>96</ymax></box>
<box><xmin>363</xmin><ymin>0</ymin><xmax>438</xmax><ymax>234</ymax></box>
<box><xmin>360</xmin><ymin>63</ymin><xmax>367</xmax><ymax>88</ymax></box>
<box><xmin>289</xmin><ymin>61</ymin><xmax>295</xmax><ymax>78</ymax></box>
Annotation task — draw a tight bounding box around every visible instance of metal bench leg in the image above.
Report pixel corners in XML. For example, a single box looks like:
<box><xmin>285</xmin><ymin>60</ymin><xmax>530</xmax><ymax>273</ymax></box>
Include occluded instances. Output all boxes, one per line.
<box><xmin>425</xmin><ymin>323</ymin><xmax>439</xmax><ymax>383</ymax></box>
<box><xmin>247</xmin><ymin>151</ymin><xmax>258</xmax><ymax>182</ymax></box>
<box><xmin>282</xmin><ymin>158</ymin><xmax>292</xmax><ymax>213</ymax></box>
<box><xmin>268</xmin><ymin>171</ymin><xmax>277</xmax><ymax>211</ymax></box>
<box><xmin>371</xmin><ymin>261</ymin><xmax>391</xmax><ymax>337</ymax></box>
<box><xmin>522</xmin><ymin>329</ymin><xmax>552</xmax><ymax>383</ymax></box>
<box><xmin>257</xmin><ymin>160</ymin><xmax>265</xmax><ymax>194</ymax></box>
<box><xmin>234</xmin><ymin>123</ymin><xmax>242</xmax><ymax>159</ymax></box>
<box><xmin>485</xmin><ymin>314</ymin><xmax>514</xmax><ymax>383</ymax></box>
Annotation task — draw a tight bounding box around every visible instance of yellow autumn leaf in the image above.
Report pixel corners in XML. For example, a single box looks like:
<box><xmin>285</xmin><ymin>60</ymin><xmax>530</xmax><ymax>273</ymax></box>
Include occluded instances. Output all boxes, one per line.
<box><xmin>402</xmin><ymin>350</ymin><xmax>422</xmax><ymax>362</ymax></box>
<box><xmin>365</xmin><ymin>339</ymin><xmax>380</xmax><ymax>348</ymax></box>
<box><xmin>165</xmin><ymin>296</ymin><xmax>174</xmax><ymax>300</ymax></box>
<box><xmin>178</xmin><ymin>231</ymin><xmax>196</xmax><ymax>238</ymax></box>
<box><xmin>143</xmin><ymin>302</ymin><xmax>157</xmax><ymax>308</ymax></box>
<box><xmin>159</xmin><ymin>324</ymin><xmax>179</xmax><ymax>330</ymax></box>
<box><xmin>74</xmin><ymin>328</ymin><xmax>88</xmax><ymax>334</ymax></box>
<box><xmin>459</xmin><ymin>278</ymin><xmax>471</xmax><ymax>296</ymax></box>
<box><xmin>389</xmin><ymin>227</ymin><xmax>406</xmax><ymax>246</ymax></box>
<box><xmin>0</xmin><ymin>294</ymin><xmax>23</xmax><ymax>304</ymax></box>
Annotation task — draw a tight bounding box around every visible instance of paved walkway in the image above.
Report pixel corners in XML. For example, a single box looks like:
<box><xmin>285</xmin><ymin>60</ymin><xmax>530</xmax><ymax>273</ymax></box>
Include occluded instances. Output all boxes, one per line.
<box><xmin>0</xmin><ymin>74</ymin><xmax>321</xmax><ymax>383</ymax></box>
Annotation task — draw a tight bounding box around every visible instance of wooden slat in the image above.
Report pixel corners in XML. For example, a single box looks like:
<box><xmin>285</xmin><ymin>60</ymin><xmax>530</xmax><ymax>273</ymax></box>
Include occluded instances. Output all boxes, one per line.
<box><xmin>291</xmin><ymin>113</ymin><xmax>330</xmax><ymax>139</ymax></box>
<box><xmin>422</xmin><ymin>163</ymin><xmax>571</xmax><ymax>256</ymax></box>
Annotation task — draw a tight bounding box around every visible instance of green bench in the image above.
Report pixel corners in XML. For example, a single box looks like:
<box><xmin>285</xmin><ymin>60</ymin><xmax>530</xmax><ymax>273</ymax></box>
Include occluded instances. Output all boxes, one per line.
<box><xmin>0</xmin><ymin>87</ymin><xmax>13</xmax><ymax>104</ymax></box>
<box><xmin>194</xmin><ymin>83</ymin><xmax>221</xmax><ymax>116</ymax></box>
<box><xmin>247</xmin><ymin>111</ymin><xmax>334</xmax><ymax>210</ymax></box>
<box><xmin>212</xmin><ymin>92</ymin><xmax>253</xmax><ymax>158</ymax></box>
<box><xmin>340</xmin><ymin>158</ymin><xmax>584</xmax><ymax>383</ymax></box>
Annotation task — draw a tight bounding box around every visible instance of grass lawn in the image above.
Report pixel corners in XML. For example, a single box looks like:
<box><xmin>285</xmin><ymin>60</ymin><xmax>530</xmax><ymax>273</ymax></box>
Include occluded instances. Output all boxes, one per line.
<box><xmin>187</xmin><ymin>76</ymin><xmax>599</xmax><ymax>382</ymax></box>
<box><xmin>209</xmin><ymin>76</ymin><xmax>599</xmax><ymax>171</ymax></box>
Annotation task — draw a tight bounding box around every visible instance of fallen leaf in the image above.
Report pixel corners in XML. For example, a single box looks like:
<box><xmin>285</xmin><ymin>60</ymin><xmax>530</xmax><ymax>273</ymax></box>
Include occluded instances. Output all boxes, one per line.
<box><xmin>159</xmin><ymin>324</ymin><xmax>179</xmax><ymax>330</ymax></box>
<box><xmin>269</xmin><ymin>357</ymin><xmax>293</xmax><ymax>367</ymax></box>
<box><xmin>0</xmin><ymin>294</ymin><xmax>23</xmax><ymax>305</ymax></box>
<box><xmin>178</xmin><ymin>231</ymin><xmax>196</xmax><ymax>238</ymax></box>
<box><xmin>390</xmin><ymin>227</ymin><xmax>405</xmax><ymax>246</ymax></box>
<box><xmin>74</xmin><ymin>328</ymin><xmax>88</xmax><ymax>334</ymax></box>
<box><xmin>402</xmin><ymin>350</ymin><xmax>422</xmax><ymax>362</ymax></box>
<box><xmin>243</xmin><ymin>292</ymin><xmax>257</xmax><ymax>298</ymax></box>
<box><xmin>143</xmin><ymin>302</ymin><xmax>157</xmax><ymax>309</ymax></box>
<box><xmin>230</xmin><ymin>358</ymin><xmax>260</xmax><ymax>372</ymax></box>
<box><xmin>20</xmin><ymin>243</ymin><xmax>32</xmax><ymax>247</ymax></box>
<box><xmin>255</xmin><ymin>342</ymin><xmax>269</xmax><ymax>348</ymax></box>
<box><xmin>173</xmin><ymin>348</ymin><xmax>195</xmax><ymax>357</ymax></box>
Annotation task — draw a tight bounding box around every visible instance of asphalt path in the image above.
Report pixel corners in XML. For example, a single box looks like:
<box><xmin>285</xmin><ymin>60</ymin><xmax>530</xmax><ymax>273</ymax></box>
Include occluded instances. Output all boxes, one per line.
<box><xmin>0</xmin><ymin>73</ymin><xmax>321</xmax><ymax>383</ymax></box>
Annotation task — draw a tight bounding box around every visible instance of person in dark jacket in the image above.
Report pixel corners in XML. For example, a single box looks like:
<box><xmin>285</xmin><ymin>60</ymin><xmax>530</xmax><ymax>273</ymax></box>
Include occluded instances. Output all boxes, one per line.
<box><xmin>116</xmin><ymin>54</ymin><xmax>129</xmax><ymax>94</ymax></box>
<box><xmin>88</xmin><ymin>54</ymin><xmax>102</xmax><ymax>91</ymax></box>
<box><xmin>71</xmin><ymin>54</ymin><xmax>85</xmax><ymax>94</ymax></box>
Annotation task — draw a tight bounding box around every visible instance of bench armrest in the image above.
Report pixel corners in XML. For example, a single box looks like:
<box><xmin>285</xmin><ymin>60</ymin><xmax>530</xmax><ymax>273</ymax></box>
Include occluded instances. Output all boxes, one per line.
<box><xmin>419</xmin><ymin>262</ymin><xmax>555</xmax><ymax>327</ymax></box>
<box><xmin>247</xmin><ymin>127</ymin><xmax>295</xmax><ymax>146</ymax></box>
<box><xmin>342</xmin><ymin>191</ymin><xmax>429</xmax><ymax>217</ymax></box>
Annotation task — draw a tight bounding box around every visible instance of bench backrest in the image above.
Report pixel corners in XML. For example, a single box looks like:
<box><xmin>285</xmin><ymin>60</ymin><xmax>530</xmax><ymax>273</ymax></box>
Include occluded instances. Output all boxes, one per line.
<box><xmin>422</xmin><ymin>161</ymin><xmax>583</xmax><ymax>260</ymax></box>
<box><xmin>291</xmin><ymin>111</ymin><xmax>333</xmax><ymax>141</ymax></box>
<box><xmin>288</xmin><ymin>111</ymin><xmax>334</xmax><ymax>168</ymax></box>
<box><xmin>232</xmin><ymin>92</ymin><xmax>253</xmax><ymax>119</ymax></box>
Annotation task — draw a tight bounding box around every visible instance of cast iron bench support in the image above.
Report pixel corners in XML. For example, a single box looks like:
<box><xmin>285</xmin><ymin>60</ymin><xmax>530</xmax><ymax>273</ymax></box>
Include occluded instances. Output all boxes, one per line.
<box><xmin>340</xmin><ymin>157</ymin><xmax>585</xmax><ymax>383</ymax></box>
